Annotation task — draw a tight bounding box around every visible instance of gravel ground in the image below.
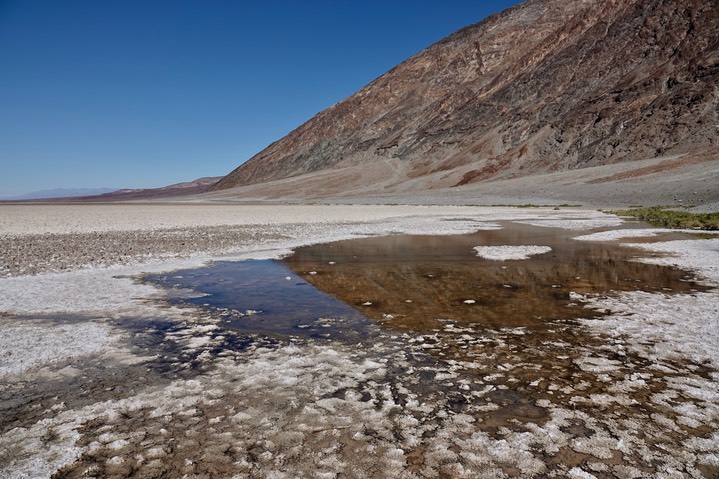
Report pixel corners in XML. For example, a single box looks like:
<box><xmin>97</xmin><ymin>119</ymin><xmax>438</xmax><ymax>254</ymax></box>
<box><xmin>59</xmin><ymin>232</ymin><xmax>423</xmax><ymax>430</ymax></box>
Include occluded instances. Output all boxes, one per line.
<box><xmin>0</xmin><ymin>204</ymin><xmax>462</xmax><ymax>276</ymax></box>
<box><xmin>0</xmin><ymin>203</ymin><xmax>475</xmax><ymax>235</ymax></box>
<box><xmin>0</xmin><ymin>225</ymin><xmax>292</xmax><ymax>276</ymax></box>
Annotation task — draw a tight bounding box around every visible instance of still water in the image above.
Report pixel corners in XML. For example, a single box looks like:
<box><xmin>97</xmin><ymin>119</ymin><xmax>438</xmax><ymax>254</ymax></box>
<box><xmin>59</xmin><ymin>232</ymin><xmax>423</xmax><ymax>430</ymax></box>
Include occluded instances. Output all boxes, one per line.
<box><xmin>146</xmin><ymin>223</ymin><xmax>706</xmax><ymax>343</ymax></box>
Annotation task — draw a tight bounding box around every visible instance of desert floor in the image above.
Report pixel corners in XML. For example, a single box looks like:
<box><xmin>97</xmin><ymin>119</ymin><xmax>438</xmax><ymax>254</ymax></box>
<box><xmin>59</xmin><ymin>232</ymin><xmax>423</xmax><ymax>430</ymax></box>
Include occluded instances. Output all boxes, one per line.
<box><xmin>1</xmin><ymin>203</ymin><xmax>718</xmax><ymax>478</ymax></box>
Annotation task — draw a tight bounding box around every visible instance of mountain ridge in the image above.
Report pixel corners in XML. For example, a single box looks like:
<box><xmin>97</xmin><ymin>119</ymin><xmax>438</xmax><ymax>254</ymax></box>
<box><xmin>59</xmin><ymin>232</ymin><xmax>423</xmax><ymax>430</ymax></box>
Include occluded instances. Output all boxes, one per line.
<box><xmin>2</xmin><ymin>177</ymin><xmax>221</xmax><ymax>203</ymax></box>
<box><xmin>3</xmin><ymin>188</ymin><xmax>118</xmax><ymax>200</ymax></box>
<box><xmin>211</xmin><ymin>0</ymin><xmax>718</xmax><ymax>198</ymax></box>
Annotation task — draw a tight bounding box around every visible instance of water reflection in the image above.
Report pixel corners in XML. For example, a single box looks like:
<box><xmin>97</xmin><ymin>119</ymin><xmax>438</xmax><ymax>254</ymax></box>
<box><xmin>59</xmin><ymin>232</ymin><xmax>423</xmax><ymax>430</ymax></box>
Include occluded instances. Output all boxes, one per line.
<box><xmin>146</xmin><ymin>260</ymin><xmax>376</xmax><ymax>341</ymax></box>
<box><xmin>143</xmin><ymin>223</ymin><xmax>713</xmax><ymax>433</ymax></box>
<box><xmin>147</xmin><ymin>223</ymin><xmax>706</xmax><ymax>343</ymax></box>
<box><xmin>282</xmin><ymin>223</ymin><xmax>705</xmax><ymax>332</ymax></box>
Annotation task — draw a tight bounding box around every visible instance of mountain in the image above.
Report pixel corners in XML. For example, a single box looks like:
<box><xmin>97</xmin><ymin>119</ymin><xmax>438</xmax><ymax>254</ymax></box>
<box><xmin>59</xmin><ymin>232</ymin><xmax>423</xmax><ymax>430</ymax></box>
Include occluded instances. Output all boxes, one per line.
<box><xmin>2</xmin><ymin>177</ymin><xmax>221</xmax><ymax>202</ymax></box>
<box><xmin>210</xmin><ymin>0</ymin><xmax>719</xmax><ymax>201</ymax></box>
<box><xmin>90</xmin><ymin>176</ymin><xmax>221</xmax><ymax>201</ymax></box>
<box><xmin>5</xmin><ymin>188</ymin><xmax>118</xmax><ymax>200</ymax></box>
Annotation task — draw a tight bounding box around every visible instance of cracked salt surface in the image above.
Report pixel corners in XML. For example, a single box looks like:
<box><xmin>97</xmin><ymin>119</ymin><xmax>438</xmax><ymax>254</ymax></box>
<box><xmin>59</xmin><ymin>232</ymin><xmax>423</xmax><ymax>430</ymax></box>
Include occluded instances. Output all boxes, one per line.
<box><xmin>2</xmin><ymin>207</ymin><xmax>719</xmax><ymax>478</ymax></box>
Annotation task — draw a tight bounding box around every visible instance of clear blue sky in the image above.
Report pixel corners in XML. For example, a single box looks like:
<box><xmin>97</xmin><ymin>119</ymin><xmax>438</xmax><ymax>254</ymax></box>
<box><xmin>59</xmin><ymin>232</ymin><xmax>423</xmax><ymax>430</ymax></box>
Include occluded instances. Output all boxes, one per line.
<box><xmin>0</xmin><ymin>0</ymin><xmax>521</xmax><ymax>196</ymax></box>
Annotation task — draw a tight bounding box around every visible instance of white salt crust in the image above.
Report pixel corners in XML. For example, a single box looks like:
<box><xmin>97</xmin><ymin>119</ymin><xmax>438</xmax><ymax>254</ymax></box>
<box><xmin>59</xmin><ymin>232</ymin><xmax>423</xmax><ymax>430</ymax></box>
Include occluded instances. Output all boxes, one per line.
<box><xmin>582</xmin><ymin>237</ymin><xmax>719</xmax><ymax>367</ymax></box>
<box><xmin>516</xmin><ymin>216</ymin><xmax>624</xmax><ymax>230</ymax></box>
<box><xmin>2</xmin><ymin>206</ymin><xmax>718</xmax><ymax>478</ymax></box>
<box><xmin>574</xmin><ymin>228</ymin><xmax>719</xmax><ymax>242</ymax></box>
<box><xmin>0</xmin><ymin>320</ymin><xmax>120</xmax><ymax>378</ymax></box>
<box><xmin>7</xmin><ymin>338</ymin><xmax>707</xmax><ymax>479</ymax></box>
<box><xmin>0</xmin><ymin>204</ymin><xmax>619</xmax><ymax>236</ymax></box>
<box><xmin>473</xmin><ymin>245</ymin><xmax>552</xmax><ymax>260</ymax></box>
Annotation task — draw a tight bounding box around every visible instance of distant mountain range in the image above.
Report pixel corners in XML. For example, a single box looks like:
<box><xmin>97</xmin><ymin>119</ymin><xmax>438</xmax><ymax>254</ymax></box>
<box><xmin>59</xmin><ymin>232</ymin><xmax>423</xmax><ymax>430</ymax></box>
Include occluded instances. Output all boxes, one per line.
<box><xmin>89</xmin><ymin>177</ymin><xmax>221</xmax><ymax>201</ymax></box>
<box><xmin>7</xmin><ymin>0</ymin><xmax>717</xmax><ymax>206</ymax></box>
<box><xmin>3</xmin><ymin>177</ymin><xmax>221</xmax><ymax>202</ymax></box>
<box><xmin>210</xmin><ymin>0</ymin><xmax>719</xmax><ymax>199</ymax></box>
<box><xmin>4</xmin><ymin>188</ymin><xmax>119</xmax><ymax>200</ymax></box>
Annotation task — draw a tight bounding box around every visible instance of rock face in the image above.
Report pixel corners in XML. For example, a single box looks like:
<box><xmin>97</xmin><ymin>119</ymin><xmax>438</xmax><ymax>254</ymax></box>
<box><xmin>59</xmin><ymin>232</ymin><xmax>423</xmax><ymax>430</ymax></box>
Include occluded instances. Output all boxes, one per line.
<box><xmin>212</xmin><ymin>0</ymin><xmax>719</xmax><ymax>194</ymax></box>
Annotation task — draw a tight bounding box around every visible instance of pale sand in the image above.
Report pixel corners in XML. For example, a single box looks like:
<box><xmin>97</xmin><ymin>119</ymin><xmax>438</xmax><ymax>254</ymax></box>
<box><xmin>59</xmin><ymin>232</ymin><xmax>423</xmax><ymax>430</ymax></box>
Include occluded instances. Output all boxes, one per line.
<box><xmin>2</xmin><ymin>204</ymin><xmax>719</xmax><ymax>478</ymax></box>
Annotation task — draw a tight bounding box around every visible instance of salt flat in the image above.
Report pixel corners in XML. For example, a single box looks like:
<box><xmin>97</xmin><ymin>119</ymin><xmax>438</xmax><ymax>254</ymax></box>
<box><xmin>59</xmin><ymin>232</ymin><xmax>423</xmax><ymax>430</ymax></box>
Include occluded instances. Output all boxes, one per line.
<box><xmin>0</xmin><ymin>203</ymin><xmax>490</xmax><ymax>235</ymax></box>
<box><xmin>1</xmin><ymin>203</ymin><xmax>717</xmax><ymax>478</ymax></box>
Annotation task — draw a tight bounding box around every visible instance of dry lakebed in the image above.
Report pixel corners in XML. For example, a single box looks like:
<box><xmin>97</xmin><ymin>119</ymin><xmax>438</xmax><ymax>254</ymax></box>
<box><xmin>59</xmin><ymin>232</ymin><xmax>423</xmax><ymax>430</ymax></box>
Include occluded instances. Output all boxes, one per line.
<box><xmin>1</xmin><ymin>203</ymin><xmax>718</xmax><ymax>478</ymax></box>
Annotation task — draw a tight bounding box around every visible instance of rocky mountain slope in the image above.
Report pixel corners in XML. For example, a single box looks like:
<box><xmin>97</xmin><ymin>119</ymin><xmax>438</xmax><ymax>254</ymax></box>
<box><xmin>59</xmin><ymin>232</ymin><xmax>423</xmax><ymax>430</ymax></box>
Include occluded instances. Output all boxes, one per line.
<box><xmin>211</xmin><ymin>0</ymin><xmax>718</xmax><ymax>197</ymax></box>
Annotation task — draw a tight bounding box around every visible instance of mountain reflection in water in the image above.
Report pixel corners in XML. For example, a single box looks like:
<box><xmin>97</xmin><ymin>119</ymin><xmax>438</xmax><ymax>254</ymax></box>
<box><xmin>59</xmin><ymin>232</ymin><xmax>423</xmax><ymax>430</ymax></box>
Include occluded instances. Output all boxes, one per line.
<box><xmin>282</xmin><ymin>223</ymin><xmax>705</xmax><ymax>332</ymax></box>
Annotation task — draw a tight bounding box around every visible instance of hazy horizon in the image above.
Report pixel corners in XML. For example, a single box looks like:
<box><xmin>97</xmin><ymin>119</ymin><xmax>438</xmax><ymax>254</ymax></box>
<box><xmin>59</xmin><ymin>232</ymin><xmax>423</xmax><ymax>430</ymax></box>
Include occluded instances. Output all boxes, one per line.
<box><xmin>0</xmin><ymin>0</ymin><xmax>520</xmax><ymax>197</ymax></box>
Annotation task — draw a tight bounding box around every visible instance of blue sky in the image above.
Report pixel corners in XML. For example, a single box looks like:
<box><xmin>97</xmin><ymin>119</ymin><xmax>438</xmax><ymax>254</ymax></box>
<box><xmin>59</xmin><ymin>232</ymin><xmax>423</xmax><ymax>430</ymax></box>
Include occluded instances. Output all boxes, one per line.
<box><xmin>0</xmin><ymin>0</ymin><xmax>521</xmax><ymax>196</ymax></box>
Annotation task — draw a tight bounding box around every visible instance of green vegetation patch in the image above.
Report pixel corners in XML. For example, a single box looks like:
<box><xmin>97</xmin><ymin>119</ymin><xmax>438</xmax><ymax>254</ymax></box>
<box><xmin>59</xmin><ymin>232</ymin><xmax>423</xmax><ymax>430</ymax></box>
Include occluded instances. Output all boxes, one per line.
<box><xmin>615</xmin><ymin>207</ymin><xmax>719</xmax><ymax>230</ymax></box>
